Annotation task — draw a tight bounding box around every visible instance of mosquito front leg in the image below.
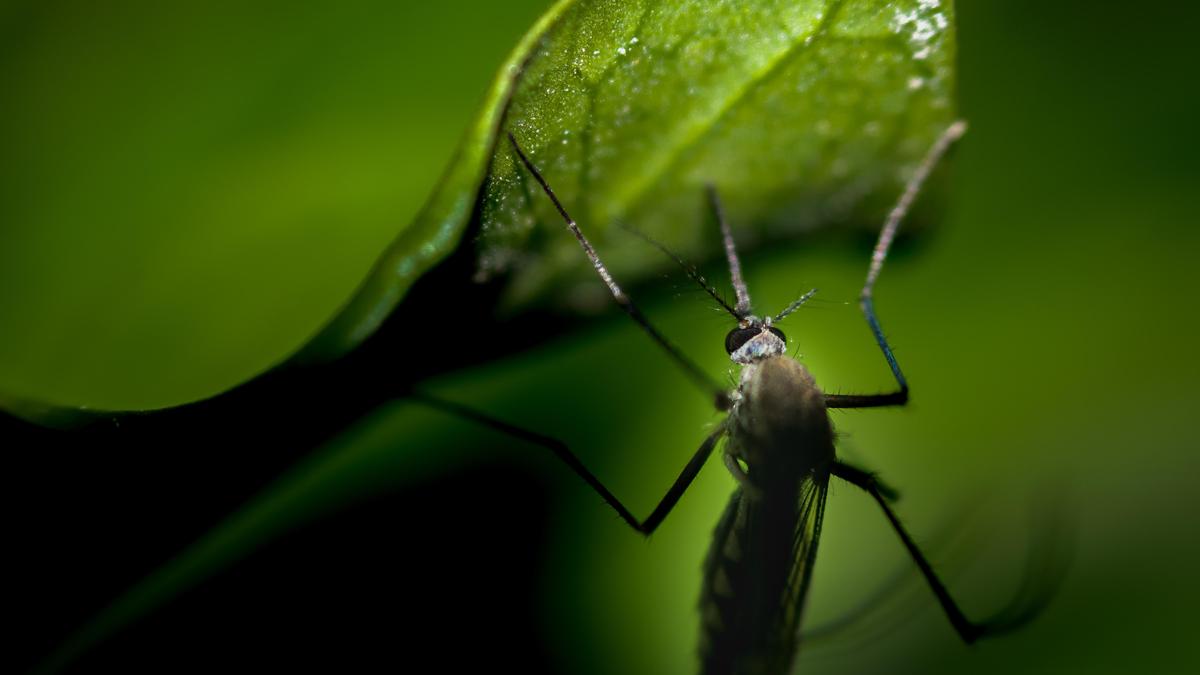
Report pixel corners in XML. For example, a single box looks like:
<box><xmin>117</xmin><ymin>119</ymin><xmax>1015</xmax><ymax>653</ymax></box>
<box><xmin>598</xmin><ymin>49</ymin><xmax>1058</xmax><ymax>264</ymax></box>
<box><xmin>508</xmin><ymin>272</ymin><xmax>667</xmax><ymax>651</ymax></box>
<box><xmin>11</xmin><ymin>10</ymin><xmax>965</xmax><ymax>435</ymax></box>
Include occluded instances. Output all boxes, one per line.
<box><xmin>507</xmin><ymin>132</ymin><xmax>731</xmax><ymax>411</ymax></box>
<box><xmin>707</xmin><ymin>184</ymin><xmax>752</xmax><ymax>317</ymax></box>
<box><xmin>825</xmin><ymin>121</ymin><xmax>968</xmax><ymax>410</ymax></box>
<box><xmin>409</xmin><ymin>392</ymin><xmax>724</xmax><ymax>535</ymax></box>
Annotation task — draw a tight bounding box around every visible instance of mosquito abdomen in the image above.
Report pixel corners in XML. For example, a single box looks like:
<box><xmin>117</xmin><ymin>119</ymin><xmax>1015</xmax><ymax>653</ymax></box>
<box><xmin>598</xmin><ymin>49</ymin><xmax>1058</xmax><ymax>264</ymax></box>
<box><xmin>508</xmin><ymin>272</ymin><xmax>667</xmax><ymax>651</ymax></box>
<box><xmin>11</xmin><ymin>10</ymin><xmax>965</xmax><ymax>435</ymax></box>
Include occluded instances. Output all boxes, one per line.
<box><xmin>698</xmin><ymin>479</ymin><xmax>824</xmax><ymax>675</ymax></box>
<box><xmin>699</xmin><ymin>356</ymin><xmax>835</xmax><ymax>675</ymax></box>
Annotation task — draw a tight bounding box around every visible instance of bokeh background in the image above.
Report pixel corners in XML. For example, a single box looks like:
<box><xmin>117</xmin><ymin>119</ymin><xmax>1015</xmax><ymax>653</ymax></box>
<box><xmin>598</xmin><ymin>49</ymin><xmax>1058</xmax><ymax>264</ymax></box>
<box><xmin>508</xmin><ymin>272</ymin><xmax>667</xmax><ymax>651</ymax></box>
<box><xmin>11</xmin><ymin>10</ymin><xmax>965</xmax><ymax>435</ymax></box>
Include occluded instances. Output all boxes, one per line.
<box><xmin>3</xmin><ymin>1</ymin><xmax>1198</xmax><ymax>673</ymax></box>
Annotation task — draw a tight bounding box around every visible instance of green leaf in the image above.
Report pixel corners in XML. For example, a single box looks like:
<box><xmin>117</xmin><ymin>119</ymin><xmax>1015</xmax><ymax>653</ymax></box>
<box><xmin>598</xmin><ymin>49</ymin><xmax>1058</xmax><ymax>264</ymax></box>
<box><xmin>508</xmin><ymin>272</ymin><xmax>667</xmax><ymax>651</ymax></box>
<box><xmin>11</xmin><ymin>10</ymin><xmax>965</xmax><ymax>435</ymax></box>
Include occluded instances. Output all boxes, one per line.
<box><xmin>25</xmin><ymin>0</ymin><xmax>957</xmax><ymax>671</ymax></box>
<box><xmin>297</xmin><ymin>0</ymin><xmax>580</xmax><ymax>359</ymax></box>
<box><xmin>310</xmin><ymin>0</ymin><xmax>956</xmax><ymax>353</ymax></box>
<box><xmin>0</xmin><ymin>0</ymin><xmax>953</xmax><ymax>416</ymax></box>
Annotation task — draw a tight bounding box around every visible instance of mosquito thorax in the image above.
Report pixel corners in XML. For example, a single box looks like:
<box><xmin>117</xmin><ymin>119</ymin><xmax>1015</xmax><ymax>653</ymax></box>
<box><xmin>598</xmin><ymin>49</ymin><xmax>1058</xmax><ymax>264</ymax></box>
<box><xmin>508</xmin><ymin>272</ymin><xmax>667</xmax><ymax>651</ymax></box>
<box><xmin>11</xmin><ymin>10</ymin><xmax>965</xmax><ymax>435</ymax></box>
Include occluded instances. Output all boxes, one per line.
<box><xmin>726</xmin><ymin>317</ymin><xmax>787</xmax><ymax>365</ymax></box>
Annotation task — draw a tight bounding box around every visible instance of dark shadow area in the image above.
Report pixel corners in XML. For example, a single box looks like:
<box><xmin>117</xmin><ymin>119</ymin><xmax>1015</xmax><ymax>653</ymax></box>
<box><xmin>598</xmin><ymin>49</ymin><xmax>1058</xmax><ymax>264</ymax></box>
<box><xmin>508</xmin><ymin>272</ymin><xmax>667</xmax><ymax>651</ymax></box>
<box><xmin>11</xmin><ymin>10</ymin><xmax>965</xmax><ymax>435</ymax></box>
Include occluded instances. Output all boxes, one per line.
<box><xmin>4</xmin><ymin>203</ymin><xmax>565</xmax><ymax>671</ymax></box>
<box><xmin>9</xmin><ymin>460</ymin><xmax>558</xmax><ymax>674</ymax></box>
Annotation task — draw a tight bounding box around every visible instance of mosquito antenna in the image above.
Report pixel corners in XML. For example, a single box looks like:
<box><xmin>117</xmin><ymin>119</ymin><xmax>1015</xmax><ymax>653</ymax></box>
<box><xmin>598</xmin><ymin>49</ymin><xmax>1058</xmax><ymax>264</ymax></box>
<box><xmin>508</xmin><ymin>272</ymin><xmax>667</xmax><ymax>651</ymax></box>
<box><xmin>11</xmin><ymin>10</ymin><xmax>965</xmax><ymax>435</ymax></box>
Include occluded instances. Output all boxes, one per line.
<box><xmin>507</xmin><ymin>132</ymin><xmax>731</xmax><ymax>409</ymax></box>
<box><xmin>707</xmin><ymin>185</ymin><xmax>753</xmax><ymax>316</ymax></box>
<box><xmin>860</xmin><ymin>120</ymin><xmax>968</xmax><ymax>394</ymax></box>
<box><xmin>774</xmin><ymin>288</ymin><xmax>820</xmax><ymax>323</ymax></box>
<box><xmin>619</xmin><ymin>224</ymin><xmax>742</xmax><ymax>320</ymax></box>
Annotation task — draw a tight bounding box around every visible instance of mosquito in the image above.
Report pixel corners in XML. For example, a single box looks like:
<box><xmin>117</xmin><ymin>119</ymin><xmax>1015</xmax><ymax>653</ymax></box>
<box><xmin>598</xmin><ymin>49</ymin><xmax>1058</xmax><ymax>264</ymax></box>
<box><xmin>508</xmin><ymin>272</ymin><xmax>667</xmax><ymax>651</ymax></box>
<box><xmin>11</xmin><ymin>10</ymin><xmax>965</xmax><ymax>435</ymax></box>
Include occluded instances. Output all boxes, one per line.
<box><xmin>414</xmin><ymin>120</ymin><xmax>1050</xmax><ymax>674</ymax></box>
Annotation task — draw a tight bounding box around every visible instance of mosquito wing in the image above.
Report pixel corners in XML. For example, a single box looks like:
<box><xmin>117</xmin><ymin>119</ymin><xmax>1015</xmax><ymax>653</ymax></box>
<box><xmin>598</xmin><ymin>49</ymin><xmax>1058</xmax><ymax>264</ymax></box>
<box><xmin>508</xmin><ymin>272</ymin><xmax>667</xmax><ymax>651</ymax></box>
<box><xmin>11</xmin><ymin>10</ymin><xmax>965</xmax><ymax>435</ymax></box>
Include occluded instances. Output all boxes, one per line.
<box><xmin>774</xmin><ymin>473</ymin><xmax>830</xmax><ymax>669</ymax></box>
<box><xmin>698</xmin><ymin>472</ymin><xmax>829</xmax><ymax>675</ymax></box>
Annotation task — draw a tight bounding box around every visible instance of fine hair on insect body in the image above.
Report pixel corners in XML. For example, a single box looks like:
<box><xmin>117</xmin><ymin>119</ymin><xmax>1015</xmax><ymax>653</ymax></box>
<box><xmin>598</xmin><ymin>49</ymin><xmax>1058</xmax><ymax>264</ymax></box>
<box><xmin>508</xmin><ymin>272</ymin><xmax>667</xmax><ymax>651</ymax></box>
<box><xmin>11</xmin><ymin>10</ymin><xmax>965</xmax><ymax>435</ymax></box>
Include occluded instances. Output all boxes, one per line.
<box><xmin>414</xmin><ymin>120</ymin><xmax>1059</xmax><ymax>675</ymax></box>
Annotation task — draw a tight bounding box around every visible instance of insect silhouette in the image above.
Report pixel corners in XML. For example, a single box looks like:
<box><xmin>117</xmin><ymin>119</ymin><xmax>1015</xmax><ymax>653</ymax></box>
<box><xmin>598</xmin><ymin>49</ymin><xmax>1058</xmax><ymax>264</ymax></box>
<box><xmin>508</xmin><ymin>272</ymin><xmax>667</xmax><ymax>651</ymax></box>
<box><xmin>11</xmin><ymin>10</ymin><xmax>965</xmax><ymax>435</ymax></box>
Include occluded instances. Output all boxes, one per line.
<box><xmin>416</xmin><ymin>120</ymin><xmax>1052</xmax><ymax>675</ymax></box>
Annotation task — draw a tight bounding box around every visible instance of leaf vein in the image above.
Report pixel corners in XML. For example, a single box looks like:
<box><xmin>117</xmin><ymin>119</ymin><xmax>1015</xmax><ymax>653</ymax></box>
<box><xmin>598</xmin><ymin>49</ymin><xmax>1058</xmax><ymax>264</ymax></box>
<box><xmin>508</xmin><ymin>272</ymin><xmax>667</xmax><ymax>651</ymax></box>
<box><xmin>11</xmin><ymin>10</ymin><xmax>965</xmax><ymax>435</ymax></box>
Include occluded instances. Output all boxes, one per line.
<box><xmin>614</xmin><ymin>0</ymin><xmax>850</xmax><ymax>216</ymax></box>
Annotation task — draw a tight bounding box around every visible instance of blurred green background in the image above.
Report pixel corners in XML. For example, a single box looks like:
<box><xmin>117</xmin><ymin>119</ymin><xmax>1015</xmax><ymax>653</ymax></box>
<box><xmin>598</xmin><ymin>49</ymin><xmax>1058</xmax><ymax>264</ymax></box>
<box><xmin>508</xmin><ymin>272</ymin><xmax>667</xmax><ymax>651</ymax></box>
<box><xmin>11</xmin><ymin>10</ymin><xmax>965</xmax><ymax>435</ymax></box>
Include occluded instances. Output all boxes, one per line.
<box><xmin>3</xmin><ymin>1</ymin><xmax>1198</xmax><ymax>674</ymax></box>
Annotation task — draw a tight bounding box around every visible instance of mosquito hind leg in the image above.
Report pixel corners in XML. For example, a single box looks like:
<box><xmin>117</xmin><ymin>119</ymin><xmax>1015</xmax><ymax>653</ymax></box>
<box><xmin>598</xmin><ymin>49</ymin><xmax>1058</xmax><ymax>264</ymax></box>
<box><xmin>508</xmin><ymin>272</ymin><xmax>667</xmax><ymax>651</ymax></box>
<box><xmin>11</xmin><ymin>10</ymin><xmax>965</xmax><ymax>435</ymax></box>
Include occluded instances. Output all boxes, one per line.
<box><xmin>408</xmin><ymin>391</ymin><xmax>723</xmax><ymax>536</ymax></box>
<box><xmin>831</xmin><ymin>459</ymin><xmax>987</xmax><ymax>642</ymax></box>
<box><xmin>831</xmin><ymin>459</ymin><xmax>1058</xmax><ymax>643</ymax></box>
<box><xmin>825</xmin><ymin>121</ymin><xmax>967</xmax><ymax>410</ymax></box>
<box><xmin>828</xmin><ymin>460</ymin><xmax>899</xmax><ymax>501</ymax></box>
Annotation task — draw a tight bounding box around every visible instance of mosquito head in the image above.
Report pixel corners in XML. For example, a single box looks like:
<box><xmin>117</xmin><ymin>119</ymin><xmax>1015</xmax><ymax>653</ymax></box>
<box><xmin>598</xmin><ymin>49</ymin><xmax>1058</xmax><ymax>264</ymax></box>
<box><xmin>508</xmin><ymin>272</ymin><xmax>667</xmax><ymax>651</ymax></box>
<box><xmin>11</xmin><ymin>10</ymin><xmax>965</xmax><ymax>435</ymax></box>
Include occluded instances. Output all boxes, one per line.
<box><xmin>725</xmin><ymin>317</ymin><xmax>787</xmax><ymax>364</ymax></box>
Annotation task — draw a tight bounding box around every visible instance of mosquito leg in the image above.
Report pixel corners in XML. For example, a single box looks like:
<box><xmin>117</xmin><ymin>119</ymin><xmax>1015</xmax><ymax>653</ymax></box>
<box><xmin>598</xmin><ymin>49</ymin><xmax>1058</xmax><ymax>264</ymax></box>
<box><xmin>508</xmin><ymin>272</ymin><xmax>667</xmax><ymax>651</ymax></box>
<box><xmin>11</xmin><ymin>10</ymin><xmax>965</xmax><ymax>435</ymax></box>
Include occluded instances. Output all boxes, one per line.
<box><xmin>706</xmin><ymin>184</ymin><xmax>752</xmax><ymax>317</ymax></box>
<box><xmin>508</xmin><ymin>132</ymin><xmax>731</xmax><ymax>411</ymax></box>
<box><xmin>722</xmin><ymin>450</ymin><xmax>762</xmax><ymax>500</ymax></box>
<box><xmin>409</xmin><ymin>391</ymin><xmax>723</xmax><ymax>535</ymax></box>
<box><xmin>833</xmin><ymin>461</ymin><xmax>1068</xmax><ymax>643</ymax></box>
<box><xmin>827</xmin><ymin>460</ymin><xmax>899</xmax><ymax>501</ymax></box>
<box><xmin>830</xmin><ymin>459</ymin><xmax>992</xmax><ymax>644</ymax></box>
<box><xmin>826</xmin><ymin>121</ymin><xmax>968</xmax><ymax>410</ymax></box>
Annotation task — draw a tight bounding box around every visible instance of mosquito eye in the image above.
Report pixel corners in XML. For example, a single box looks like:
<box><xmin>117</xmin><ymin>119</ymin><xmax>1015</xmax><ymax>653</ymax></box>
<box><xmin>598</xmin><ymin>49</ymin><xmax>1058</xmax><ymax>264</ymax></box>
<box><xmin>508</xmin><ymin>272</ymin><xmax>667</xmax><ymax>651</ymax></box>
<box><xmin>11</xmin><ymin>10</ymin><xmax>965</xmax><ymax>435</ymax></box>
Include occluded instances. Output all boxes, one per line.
<box><xmin>725</xmin><ymin>327</ymin><xmax>760</xmax><ymax>354</ymax></box>
<box><xmin>768</xmin><ymin>326</ymin><xmax>786</xmax><ymax>344</ymax></box>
